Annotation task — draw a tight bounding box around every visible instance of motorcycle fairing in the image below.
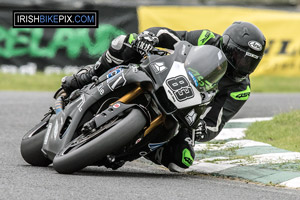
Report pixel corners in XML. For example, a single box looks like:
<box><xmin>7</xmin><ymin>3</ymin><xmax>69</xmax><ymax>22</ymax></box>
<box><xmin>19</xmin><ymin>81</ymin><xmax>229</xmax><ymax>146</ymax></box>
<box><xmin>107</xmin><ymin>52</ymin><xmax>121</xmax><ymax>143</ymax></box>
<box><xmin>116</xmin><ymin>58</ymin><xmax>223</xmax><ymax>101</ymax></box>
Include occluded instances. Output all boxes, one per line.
<box><xmin>163</xmin><ymin>61</ymin><xmax>202</xmax><ymax>109</ymax></box>
<box><xmin>42</xmin><ymin>66</ymin><xmax>153</xmax><ymax>160</ymax></box>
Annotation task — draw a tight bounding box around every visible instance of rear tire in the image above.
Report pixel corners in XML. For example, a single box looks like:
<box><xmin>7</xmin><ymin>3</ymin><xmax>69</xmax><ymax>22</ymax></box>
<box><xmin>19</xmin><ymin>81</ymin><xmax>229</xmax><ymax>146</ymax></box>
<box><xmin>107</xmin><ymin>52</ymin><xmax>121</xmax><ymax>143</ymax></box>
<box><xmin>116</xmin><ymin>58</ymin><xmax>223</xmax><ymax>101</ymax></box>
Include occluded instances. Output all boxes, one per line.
<box><xmin>53</xmin><ymin>108</ymin><xmax>146</xmax><ymax>174</ymax></box>
<box><xmin>20</xmin><ymin>120</ymin><xmax>52</xmax><ymax>166</ymax></box>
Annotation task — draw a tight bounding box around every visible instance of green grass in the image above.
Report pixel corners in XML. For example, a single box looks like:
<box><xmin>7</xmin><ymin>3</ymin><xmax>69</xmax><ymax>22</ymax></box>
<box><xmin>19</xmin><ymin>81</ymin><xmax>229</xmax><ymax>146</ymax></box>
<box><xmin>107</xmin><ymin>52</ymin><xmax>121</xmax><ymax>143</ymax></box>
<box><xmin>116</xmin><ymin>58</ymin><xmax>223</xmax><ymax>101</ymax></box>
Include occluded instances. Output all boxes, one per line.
<box><xmin>250</xmin><ymin>75</ymin><xmax>300</xmax><ymax>93</ymax></box>
<box><xmin>0</xmin><ymin>73</ymin><xmax>300</xmax><ymax>92</ymax></box>
<box><xmin>0</xmin><ymin>73</ymin><xmax>62</xmax><ymax>91</ymax></box>
<box><xmin>245</xmin><ymin>110</ymin><xmax>300</xmax><ymax>152</ymax></box>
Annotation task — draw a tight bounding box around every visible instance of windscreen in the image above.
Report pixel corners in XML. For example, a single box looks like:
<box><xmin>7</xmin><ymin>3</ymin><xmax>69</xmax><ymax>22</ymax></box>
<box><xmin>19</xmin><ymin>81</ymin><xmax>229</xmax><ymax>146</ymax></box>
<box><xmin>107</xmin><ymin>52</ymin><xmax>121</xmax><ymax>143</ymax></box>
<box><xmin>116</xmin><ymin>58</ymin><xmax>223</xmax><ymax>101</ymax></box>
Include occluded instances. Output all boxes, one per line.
<box><xmin>184</xmin><ymin>45</ymin><xmax>227</xmax><ymax>92</ymax></box>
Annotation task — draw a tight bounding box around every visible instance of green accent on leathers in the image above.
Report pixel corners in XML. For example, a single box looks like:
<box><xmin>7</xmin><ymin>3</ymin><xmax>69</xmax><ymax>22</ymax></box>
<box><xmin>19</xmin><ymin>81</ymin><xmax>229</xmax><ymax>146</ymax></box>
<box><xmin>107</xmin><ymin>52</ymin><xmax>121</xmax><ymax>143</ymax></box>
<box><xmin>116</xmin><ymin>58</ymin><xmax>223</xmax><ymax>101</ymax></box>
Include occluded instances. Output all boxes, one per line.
<box><xmin>230</xmin><ymin>86</ymin><xmax>251</xmax><ymax>100</ymax></box>
<box><xmin>128</xmin><ymin>33</ymin><xmax>137</xmax><ymax>44</ymax></box>
<box><xmin>197</xmin><ymin>30</ymin><xmax>215</xmax><ymax>46</ymax></box>
<box><xmin>182</xmin><ymin>148</ymin><xmax>194</xmax><ymax>167</ymax></box>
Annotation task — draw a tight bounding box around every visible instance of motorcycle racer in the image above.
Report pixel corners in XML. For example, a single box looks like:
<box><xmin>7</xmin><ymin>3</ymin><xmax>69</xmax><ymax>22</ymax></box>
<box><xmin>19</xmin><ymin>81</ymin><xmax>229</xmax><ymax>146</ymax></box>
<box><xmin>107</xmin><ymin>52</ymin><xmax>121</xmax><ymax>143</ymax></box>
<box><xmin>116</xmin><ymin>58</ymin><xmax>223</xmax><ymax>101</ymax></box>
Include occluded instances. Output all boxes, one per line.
<box><xmin>61</xmin><ymin>21</ymin><xmax>266</xmax><ymax>172</ymax></box>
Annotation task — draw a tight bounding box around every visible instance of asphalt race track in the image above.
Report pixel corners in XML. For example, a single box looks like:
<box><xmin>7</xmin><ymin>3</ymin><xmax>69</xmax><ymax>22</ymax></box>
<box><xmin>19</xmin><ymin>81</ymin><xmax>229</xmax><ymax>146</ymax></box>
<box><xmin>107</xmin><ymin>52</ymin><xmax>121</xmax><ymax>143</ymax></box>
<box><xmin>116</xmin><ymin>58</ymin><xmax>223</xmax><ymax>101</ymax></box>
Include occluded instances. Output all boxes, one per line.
<box><xmin>235</xmin><ymin>93</ymin><xmax>300</xmax><ymax>119</ymax></box>
<box><xmin>1</xmin><ymin>91</ymin><xmax>300</xmax><ymax>200</ymax></box>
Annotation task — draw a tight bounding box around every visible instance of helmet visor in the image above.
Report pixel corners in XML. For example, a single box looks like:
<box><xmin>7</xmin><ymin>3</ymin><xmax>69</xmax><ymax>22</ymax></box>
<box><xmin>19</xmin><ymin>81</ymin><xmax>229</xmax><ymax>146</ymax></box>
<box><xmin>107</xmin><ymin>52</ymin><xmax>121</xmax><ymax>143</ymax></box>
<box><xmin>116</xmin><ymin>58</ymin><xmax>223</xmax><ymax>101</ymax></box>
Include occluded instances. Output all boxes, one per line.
<box><xmin>222</xmin><ymin>37</ymin><xmax>263</xmax><ymax>75</ymax></box>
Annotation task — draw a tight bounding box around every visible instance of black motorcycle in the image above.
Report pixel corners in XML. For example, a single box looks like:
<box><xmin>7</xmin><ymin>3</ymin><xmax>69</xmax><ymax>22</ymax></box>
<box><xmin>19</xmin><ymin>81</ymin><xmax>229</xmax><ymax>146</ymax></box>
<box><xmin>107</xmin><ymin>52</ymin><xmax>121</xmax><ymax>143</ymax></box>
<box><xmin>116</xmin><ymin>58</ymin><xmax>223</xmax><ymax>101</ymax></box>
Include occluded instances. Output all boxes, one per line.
<box><xmin>20</xmin><ymin>41</ymin><xmax>227</xmax><ymax>174</ymax></box>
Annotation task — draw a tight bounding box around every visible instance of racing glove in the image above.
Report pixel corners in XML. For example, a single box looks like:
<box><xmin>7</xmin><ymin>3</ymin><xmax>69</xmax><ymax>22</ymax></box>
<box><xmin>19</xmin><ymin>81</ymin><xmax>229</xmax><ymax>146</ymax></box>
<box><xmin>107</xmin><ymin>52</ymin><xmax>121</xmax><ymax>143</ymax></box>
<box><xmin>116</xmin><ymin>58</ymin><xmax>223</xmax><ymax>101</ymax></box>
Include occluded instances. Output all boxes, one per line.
<box><xmin>195</xmin><ymin>120</ymin><xmax>208</xmax><ymax>142</ymax></box>
<box><xmin>132</xmin><ymin>31</ymin><xmax>159</xmax><ymax>56</ymax></box>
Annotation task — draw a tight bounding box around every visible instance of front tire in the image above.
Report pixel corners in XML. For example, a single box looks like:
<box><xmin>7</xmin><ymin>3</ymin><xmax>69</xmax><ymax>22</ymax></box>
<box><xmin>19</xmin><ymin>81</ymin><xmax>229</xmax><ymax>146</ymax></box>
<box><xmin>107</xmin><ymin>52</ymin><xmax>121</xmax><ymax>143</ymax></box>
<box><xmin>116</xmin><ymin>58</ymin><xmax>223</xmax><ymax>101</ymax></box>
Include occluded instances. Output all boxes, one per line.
<box><xmin>53</xmin><ymin>108</ymin><xmax>147</xmax><ymax>174</ymax></box>
<box><xmin>20</xmin><ymin>119</ymin><xmax>52</xmax><ymax>166</ymax></box>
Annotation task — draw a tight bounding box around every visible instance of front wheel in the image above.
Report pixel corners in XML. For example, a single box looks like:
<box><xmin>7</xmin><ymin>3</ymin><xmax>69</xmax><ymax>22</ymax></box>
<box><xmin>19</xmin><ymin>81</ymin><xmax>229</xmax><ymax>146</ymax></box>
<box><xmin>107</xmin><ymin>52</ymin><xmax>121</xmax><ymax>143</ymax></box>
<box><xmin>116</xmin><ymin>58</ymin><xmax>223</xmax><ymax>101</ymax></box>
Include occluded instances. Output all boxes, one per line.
<box><xmin>53</xmin><ymin>108</ymin><xmax>147</xmax><ymax>174</ymax></box>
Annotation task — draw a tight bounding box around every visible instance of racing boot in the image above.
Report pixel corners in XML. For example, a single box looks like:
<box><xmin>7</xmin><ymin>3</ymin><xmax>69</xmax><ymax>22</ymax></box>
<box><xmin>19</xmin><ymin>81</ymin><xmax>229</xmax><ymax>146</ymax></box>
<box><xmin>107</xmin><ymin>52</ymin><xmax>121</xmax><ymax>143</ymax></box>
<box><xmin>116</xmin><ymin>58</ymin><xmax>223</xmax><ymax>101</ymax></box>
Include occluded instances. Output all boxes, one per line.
<box><xmin>145</xmin><ymin>128</ymin><xmax>195</xmax><ymax>172</ymax></box>
<box><xmin>61</xmin><ymin>59</ymin><xmax>110</xmax><ymax>96</ymax></box>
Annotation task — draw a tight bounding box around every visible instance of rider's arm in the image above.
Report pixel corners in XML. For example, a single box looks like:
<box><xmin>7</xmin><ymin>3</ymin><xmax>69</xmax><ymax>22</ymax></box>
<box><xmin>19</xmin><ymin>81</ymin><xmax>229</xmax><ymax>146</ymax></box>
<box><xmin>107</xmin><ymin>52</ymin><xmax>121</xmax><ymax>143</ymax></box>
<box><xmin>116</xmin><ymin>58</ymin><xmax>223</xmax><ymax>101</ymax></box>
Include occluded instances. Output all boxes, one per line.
<box><xmin>197</xmin><ymin>78</ymin><xmax>251</xmax><ymax>142</ymax></box>
<box><xmin>98</xmin><ymin>34</ymin><xmax>142</xmax><ymax>69</ymax></box>
<box><xmin>100</xmin><ymin>27</ymin><xmax>222</xmax><ymax>70</ymax></box>
<box><xmin>144</xmin><ymin>27</ymin><xmax>222</xmax><ymax>49</ymax></box>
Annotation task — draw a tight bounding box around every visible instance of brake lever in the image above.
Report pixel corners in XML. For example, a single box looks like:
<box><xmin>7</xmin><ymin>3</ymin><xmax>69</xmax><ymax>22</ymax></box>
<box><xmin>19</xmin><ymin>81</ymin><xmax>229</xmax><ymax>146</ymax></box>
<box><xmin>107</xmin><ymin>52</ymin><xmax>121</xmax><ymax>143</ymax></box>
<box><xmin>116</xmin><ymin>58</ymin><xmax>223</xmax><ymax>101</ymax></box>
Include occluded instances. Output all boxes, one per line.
<box><xmin>89</xmin><ymin>76</ymin><xmax>100</xmax><ymax>89</ymax></box>
<box><xmin>124</xmin><ymin>42</ymin><xmax>169</xmax><ymax>56</ymax></box>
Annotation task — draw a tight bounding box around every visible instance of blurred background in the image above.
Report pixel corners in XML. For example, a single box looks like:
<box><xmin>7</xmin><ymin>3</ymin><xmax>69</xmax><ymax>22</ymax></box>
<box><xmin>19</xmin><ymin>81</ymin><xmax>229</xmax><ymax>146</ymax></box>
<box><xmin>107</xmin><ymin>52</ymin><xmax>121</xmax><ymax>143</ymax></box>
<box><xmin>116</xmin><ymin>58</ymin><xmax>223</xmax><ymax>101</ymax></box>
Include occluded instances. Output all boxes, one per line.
<box><xmin>0</xmin><ymin>0</ymin><xmax>300</xmax><ymax>91</ymax></box>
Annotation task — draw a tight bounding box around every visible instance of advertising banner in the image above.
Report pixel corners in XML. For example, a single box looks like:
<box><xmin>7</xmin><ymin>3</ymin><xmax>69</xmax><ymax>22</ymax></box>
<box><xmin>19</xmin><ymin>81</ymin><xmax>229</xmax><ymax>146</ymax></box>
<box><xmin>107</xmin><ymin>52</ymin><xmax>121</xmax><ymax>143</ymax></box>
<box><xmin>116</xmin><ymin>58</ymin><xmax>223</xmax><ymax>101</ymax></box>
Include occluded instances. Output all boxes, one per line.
<box><xmin>138</xmin><ymin>6</ymin><xmax>300</xmax><ymax>76</ymax></box>
<box><xmin>0</xmin><ymin>5</ymin><xmax>138</xmax><ymax>74</ymax></box>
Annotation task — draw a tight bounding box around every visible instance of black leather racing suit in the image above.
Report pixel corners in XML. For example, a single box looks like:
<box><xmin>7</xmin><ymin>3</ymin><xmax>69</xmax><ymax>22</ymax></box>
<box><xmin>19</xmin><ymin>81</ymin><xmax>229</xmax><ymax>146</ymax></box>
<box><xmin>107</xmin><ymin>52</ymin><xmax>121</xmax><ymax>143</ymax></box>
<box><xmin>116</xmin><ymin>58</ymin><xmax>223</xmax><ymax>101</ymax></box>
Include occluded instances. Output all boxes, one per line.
<box><xmin>81</xmin><ymin>27</ymin><xmax>251</xmax><ymax>170</ymax></box>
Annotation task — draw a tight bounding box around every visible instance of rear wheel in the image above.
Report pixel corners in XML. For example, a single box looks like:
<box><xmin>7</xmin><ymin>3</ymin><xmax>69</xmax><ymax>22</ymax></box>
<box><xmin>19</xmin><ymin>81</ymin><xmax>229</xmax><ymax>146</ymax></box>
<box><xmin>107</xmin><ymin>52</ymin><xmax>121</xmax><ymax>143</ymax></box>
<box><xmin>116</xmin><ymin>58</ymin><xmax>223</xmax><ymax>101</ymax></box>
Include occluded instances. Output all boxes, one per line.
<box><xmin>20</xmin><ymin>117</ymin><xmax>52</xmax><ymax>166</ymax></box>
<box><xmin>53</xmin><ymin>108</ymin><xmax>147</xmax><ymax>174</ymax></box>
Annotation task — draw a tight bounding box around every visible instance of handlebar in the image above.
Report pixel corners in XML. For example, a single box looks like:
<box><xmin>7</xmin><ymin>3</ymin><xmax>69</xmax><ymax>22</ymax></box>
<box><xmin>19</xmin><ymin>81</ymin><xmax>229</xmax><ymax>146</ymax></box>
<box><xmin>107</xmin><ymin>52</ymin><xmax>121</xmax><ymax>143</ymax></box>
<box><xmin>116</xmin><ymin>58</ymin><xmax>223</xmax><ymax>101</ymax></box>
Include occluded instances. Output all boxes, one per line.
<box><xmin>124</xmin><ymin>42</ymin><xmax>170</xmax><ymax>57</ymax></box>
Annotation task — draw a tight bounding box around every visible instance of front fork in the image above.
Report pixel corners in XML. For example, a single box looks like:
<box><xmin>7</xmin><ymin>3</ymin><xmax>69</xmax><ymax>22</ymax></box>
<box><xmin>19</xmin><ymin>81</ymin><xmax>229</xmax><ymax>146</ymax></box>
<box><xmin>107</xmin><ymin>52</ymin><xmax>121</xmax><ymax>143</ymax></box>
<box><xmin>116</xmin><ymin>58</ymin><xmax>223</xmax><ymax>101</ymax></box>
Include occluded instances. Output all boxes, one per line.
<box><xmin>116</xmin><ymin>86</ymin><xmax>165</xmax><ymax>137</ymax></box>
<box><xmin>191</xmin><ymin>129</ymin><xmax>196</xmax><ymax>147</ymax></box>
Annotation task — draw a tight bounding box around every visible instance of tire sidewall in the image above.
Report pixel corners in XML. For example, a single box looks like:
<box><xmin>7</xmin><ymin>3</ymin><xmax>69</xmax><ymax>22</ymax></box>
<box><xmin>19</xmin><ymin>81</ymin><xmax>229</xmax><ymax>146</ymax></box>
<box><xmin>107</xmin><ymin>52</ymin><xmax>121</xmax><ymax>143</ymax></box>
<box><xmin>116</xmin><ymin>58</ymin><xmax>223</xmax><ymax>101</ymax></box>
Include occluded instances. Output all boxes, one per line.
<box><xmin>53</xmin><ymin>108</ymin><xmax>147</xmax><ymax>174</ymax></box>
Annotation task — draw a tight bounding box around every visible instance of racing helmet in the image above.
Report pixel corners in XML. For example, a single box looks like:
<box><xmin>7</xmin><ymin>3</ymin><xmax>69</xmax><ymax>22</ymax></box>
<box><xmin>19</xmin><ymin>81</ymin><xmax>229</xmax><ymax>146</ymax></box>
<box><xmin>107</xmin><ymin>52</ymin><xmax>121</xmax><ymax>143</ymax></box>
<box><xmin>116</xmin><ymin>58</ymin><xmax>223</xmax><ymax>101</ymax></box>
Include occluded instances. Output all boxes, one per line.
<box><xmin>221</xmin><ymin>21</ymin><xmax>266</xmax><ymax>82</ymax></box>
